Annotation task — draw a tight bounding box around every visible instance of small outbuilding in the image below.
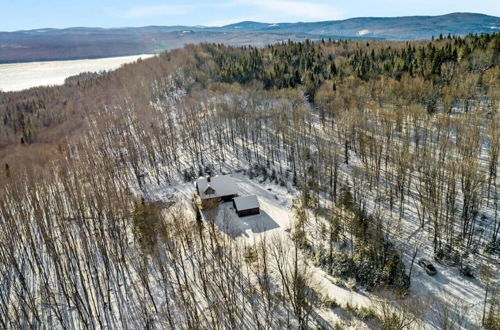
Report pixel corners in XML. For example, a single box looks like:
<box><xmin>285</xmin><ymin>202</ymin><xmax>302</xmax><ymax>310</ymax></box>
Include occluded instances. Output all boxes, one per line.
<box><xmin>233</xmin><ymin>195</ymin><xmax>260</xmax><ymax>217</ymax></box>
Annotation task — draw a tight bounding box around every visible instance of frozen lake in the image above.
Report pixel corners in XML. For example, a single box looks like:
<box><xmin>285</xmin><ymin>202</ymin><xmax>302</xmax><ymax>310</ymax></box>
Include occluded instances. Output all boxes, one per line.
<box><xmin>0</xmin><ymin>54</ymin><xmax>155</xmax><ymax>92</ymax></box>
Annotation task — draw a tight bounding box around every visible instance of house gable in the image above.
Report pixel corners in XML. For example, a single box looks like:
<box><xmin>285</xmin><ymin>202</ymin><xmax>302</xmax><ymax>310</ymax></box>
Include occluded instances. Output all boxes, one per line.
<box><xmin>204</xmin><ymin>186</ymin><xmax>216</xmax><ymax>195</ymax></box>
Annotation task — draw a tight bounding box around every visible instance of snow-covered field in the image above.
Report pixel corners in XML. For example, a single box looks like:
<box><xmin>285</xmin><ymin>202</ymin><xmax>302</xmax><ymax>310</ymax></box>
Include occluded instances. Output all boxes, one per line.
<box><xmin>0</xmin><ymin>54</ymin><xmax>155</xmax><ymax>92</ymax></box>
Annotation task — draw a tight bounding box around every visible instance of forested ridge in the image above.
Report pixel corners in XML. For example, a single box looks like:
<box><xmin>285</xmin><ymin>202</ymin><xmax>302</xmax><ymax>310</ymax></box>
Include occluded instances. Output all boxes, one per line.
<box><xmin>1</xmin><ymin>12</ymin><xmax>498</xmax><ymax>63</ymax></box>
<box><xmin>0</xmin><ymin>33</ymin><xmax>498</xmax><ymax>328</ymax></box>
<box><xmin>2</xmin><ymin>33</ymin><xmax>498</xmax><ymax>151</ymax></box>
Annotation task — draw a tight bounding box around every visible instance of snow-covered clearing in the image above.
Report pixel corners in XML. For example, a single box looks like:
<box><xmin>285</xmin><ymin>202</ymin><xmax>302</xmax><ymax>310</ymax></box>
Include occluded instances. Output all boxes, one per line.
<box><xmin>0</xmin><ymin>54</ymin><xmax>154</xmax><ymax>92</ymax></box>
<box><xmin>142</xmin><ymin>166</ymin><xmax>494</xmax><ymax>329</ymax></box>
<box><xmin>147</xmin><ymin>173</ymin><xmax>379</xmax><ymax>328</ymax></box>
<box><xmin>207</xmin><ymin>175</ymin><xmax>293</xmax><ymax>239</ymax></box>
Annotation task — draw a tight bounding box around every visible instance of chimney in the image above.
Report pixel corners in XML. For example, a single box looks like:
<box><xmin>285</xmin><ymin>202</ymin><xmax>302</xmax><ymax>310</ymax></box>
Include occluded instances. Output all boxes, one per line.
<box><xmin>207</xmin><ymin>176</ymin><xmax>211</xmax><ymax>182</ymax></box>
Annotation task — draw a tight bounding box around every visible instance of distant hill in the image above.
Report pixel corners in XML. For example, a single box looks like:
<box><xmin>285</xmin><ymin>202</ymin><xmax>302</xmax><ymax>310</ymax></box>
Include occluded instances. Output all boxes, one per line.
<box><xmin>0</xmin><ymin>13</ymin><xmax>498</xmax><ymax>63</ymax></box>
<box><xmin>217</xmin><ymin>13</ymin><xmax>500</xmax><ymax>39</ymax></box>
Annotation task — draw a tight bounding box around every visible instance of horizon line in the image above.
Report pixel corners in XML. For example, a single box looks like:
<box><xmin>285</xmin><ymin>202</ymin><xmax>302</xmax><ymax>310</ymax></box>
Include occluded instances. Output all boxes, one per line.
<box><xmin>2</xmin><ymin>11</ymin><xmax>497</xmax><ymax>33</ymax></box>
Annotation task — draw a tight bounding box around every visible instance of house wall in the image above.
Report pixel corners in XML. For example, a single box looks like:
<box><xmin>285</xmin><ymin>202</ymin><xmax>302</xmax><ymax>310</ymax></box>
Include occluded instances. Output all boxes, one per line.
<box><xmin>221</xmin><ymin>194</ymin><xmax>237</xmax><ymax>202</ymax></box>
<box><xmin>202</xmin><ymin>194</ymin><xmax>237</xmax><ymax>209</ymax></box>
<box><xmin>237</xmin><ymin>207</ymin><xmax>260</xmax><ymax>217</ymax></box>
<box><xmin>201</xmin><ymin>197</ymin><xmax>221</xmax><ymax>209</ymax></box>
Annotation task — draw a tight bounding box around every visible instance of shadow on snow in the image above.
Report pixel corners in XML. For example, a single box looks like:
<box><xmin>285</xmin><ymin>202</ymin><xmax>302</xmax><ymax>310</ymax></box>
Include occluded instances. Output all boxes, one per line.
<box><xmin>203</xmin><ymin>202</ymin><xmax>280</xmax><ymax>239</ymax></box>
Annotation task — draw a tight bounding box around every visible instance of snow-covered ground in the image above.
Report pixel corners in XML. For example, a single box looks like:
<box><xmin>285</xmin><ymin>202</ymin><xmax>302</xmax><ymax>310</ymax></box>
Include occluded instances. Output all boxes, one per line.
<box><xmin>207</xmin><ymin>175</ymin><xmax>293</xmax><ymax>239</ymax></box>
<box><xmin>145</xmin><ymin>170</ymin><xmax>493</xmax><ymax>329</ymax></box>
<box><xmin>117</xmin><ymin>82</ymin><xmax>496</xmax><ymax>328</ymax></box>
<box><xmin>0</xmin><ymin>54</ymin><xmax>155</xmax><ymax>92</ymax></box>
<box><xmin>148</xmin><ymin>173</ymin><xmax>381</xmax><ymax>328</ymax></box>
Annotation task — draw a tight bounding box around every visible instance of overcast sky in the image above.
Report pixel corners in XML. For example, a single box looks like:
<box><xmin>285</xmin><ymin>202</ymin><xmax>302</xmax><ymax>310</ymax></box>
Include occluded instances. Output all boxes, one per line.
<box><xmin>1</xmin><ymin>0</ymin><xmax>499</xmax><ymax>31</ymax></box>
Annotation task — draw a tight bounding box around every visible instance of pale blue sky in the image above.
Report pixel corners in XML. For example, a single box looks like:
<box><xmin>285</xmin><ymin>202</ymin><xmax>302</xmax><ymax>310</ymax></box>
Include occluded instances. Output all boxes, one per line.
<box><xmin>1</xmin><ymin>0</ymin><xmax>499</xmax><ymax>31</ymax></box>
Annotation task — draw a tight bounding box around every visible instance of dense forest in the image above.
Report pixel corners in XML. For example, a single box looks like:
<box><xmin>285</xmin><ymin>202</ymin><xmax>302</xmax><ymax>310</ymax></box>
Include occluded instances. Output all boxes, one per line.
<box><xmin>0</xmin><ymin>33</ymin><xmax>499</xmax><ymax>329</ymax></box>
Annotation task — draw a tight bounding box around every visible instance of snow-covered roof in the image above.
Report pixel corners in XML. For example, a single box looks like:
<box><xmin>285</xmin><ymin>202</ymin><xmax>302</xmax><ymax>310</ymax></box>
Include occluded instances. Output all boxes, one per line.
<box><xmin>233</xmin><ymin>195</ymin><xmax>259</xmax><ymax>211</ymax></box>
<box><xmin>196</xmin><ymin>175</ymin><xmax>238</xmax><ymax>200</ymax></box>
